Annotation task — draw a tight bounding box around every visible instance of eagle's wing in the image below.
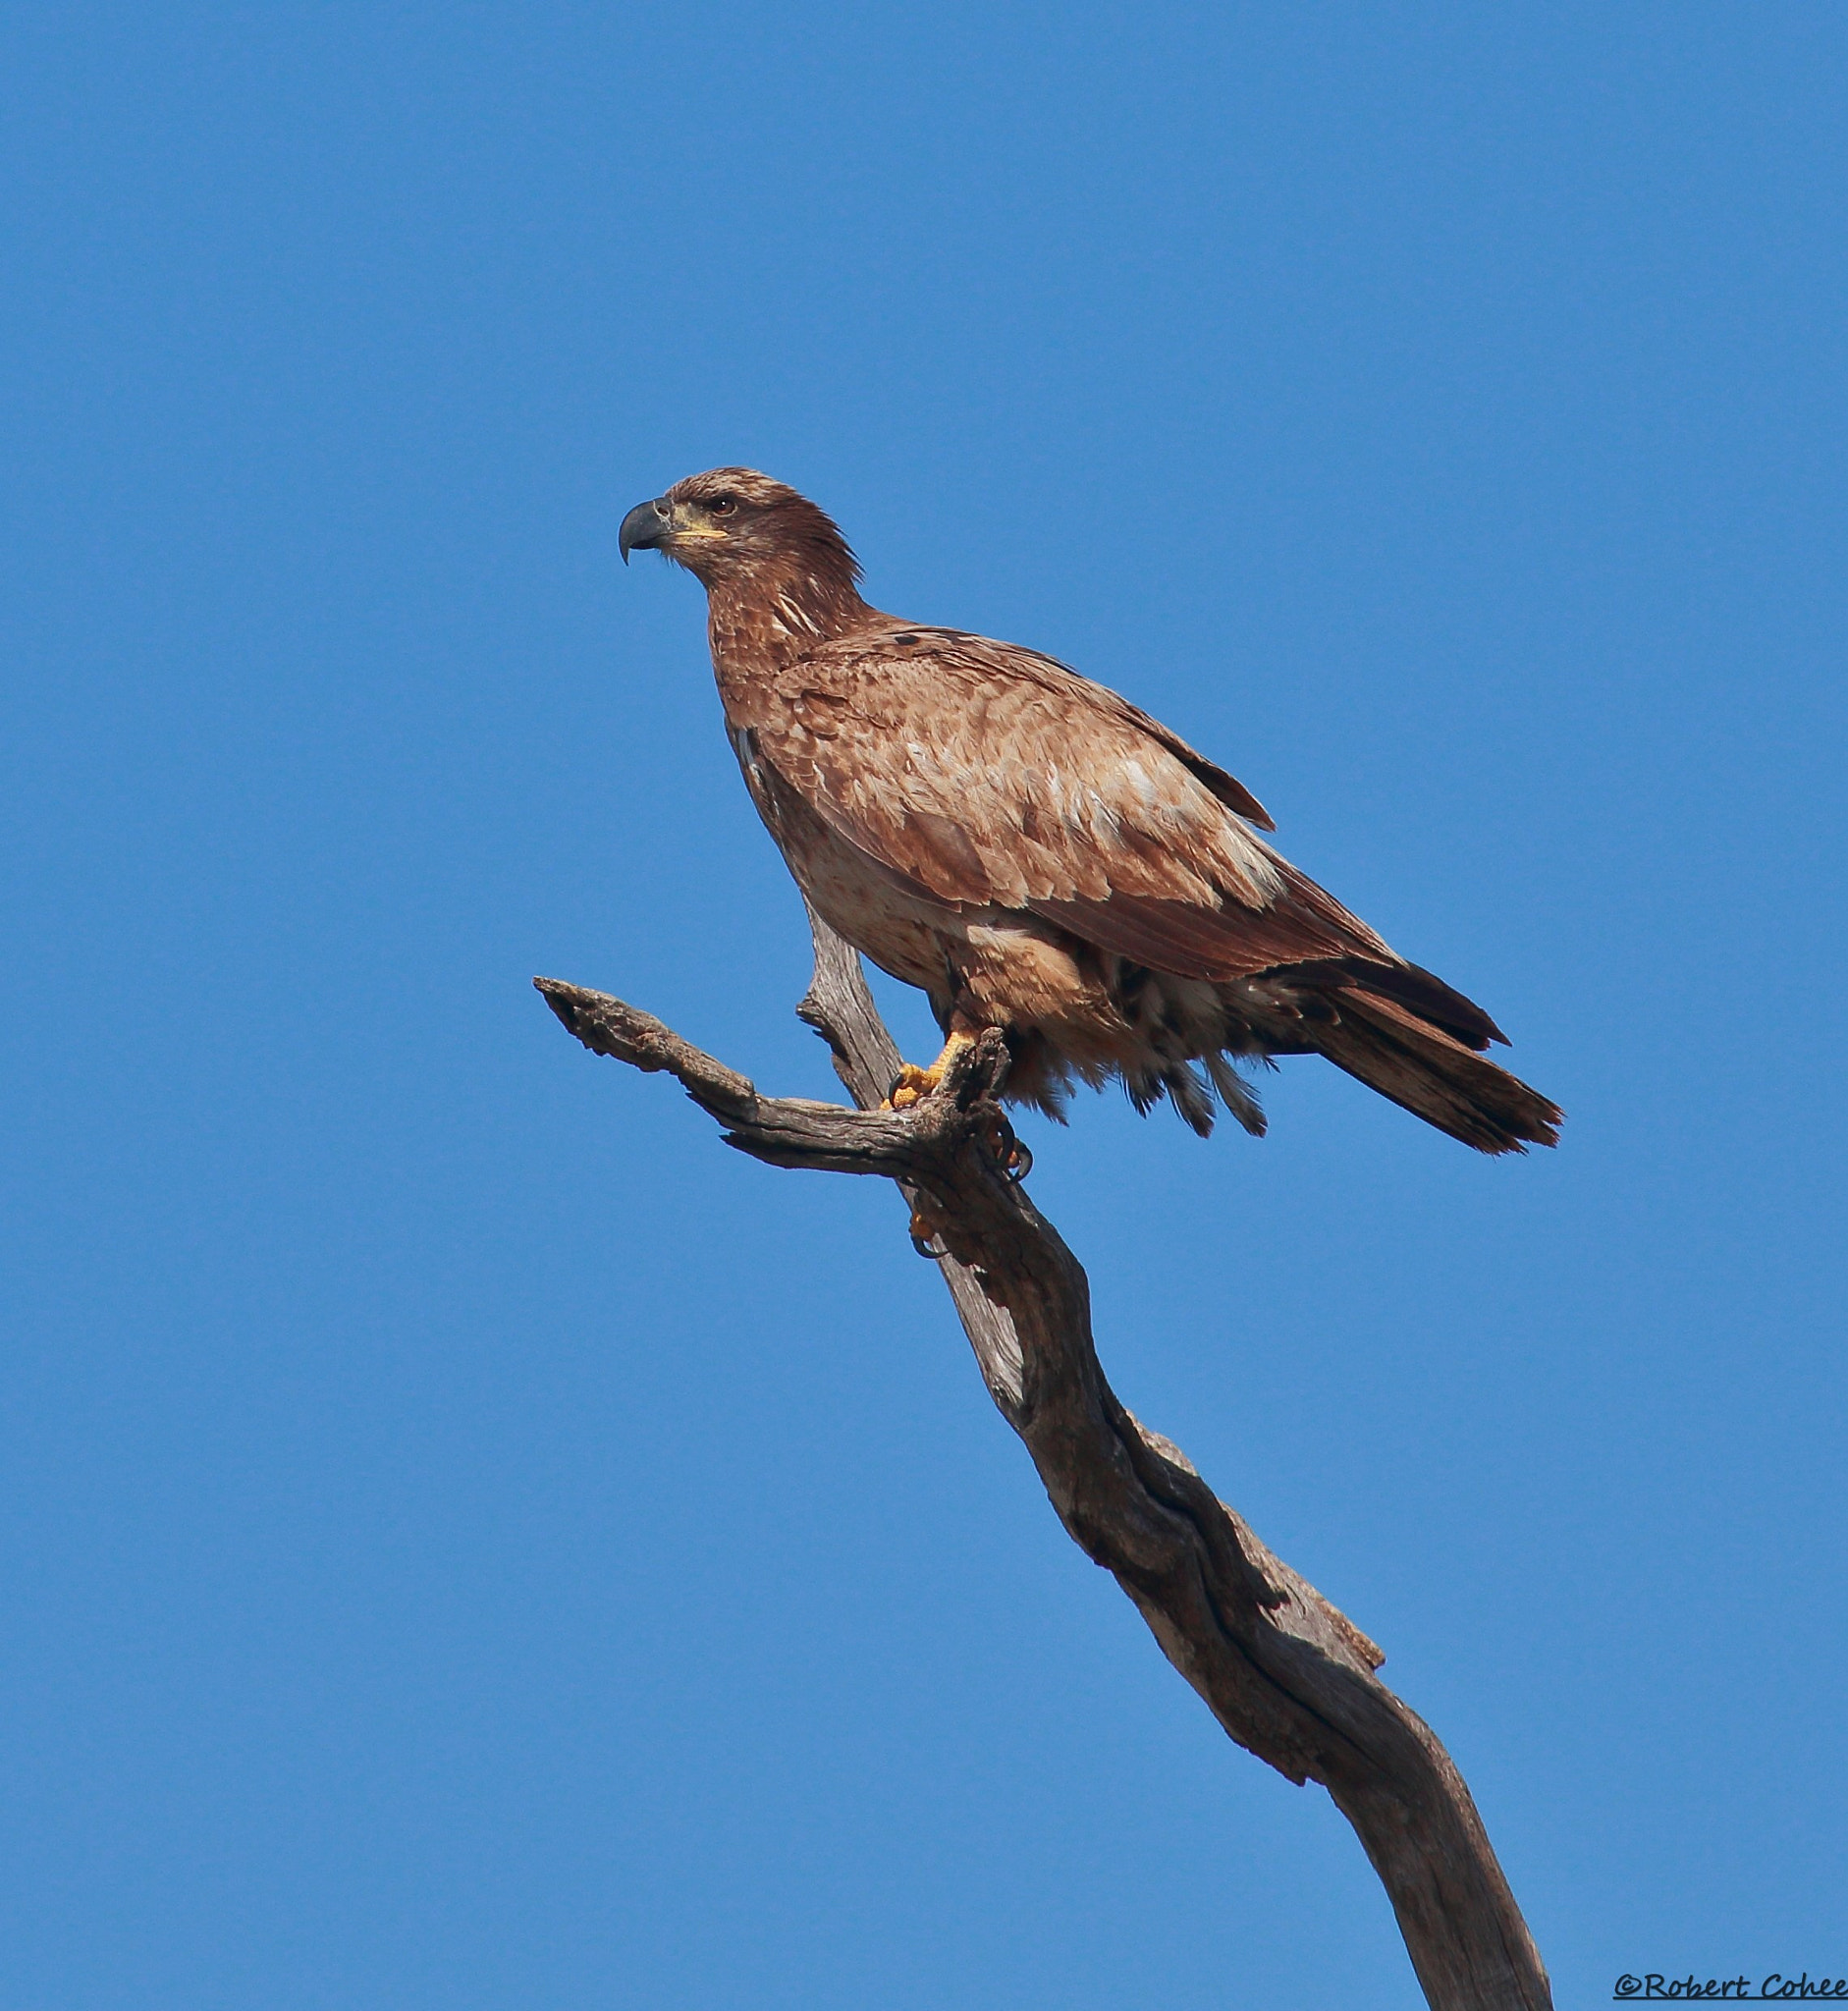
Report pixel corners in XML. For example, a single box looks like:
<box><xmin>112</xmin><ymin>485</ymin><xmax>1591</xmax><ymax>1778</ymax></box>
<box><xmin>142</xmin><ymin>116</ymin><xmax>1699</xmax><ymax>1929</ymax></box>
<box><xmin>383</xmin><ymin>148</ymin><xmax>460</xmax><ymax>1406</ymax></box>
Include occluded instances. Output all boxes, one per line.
<box><xmin>728</xmin><ymin>626</ymin><xmax>1415</xmax><ymax>989</ymax></box>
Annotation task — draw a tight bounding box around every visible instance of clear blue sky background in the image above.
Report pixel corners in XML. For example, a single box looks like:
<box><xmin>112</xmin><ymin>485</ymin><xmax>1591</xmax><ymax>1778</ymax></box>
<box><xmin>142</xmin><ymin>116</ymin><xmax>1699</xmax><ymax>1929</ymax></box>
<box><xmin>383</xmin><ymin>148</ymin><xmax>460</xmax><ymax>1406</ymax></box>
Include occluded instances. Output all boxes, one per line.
<box><xmin>3</xmin><ymin>7</ymin><xmax>1843</xmax><ymax>2007</ymax></box>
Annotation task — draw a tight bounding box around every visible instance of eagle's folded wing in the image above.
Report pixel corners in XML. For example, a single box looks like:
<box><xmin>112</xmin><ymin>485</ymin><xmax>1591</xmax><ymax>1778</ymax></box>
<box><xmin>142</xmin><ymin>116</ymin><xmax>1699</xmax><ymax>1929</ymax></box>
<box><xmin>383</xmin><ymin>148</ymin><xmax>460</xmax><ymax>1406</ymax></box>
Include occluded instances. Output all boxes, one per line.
<box><xmin>728</xmin><ymin>630</ymin><xmax>1409</xmax><ymax>987</ymax></box>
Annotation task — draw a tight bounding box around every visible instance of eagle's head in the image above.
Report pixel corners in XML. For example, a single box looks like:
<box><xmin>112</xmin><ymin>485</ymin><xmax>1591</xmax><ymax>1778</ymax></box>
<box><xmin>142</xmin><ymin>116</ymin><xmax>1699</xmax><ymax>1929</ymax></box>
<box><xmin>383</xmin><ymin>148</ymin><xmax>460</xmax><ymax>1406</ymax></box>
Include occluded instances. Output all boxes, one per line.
<box><xmin>619</xmin><ymin>468</ymin><xmax>861</xmax><ymax>597</ymax></box>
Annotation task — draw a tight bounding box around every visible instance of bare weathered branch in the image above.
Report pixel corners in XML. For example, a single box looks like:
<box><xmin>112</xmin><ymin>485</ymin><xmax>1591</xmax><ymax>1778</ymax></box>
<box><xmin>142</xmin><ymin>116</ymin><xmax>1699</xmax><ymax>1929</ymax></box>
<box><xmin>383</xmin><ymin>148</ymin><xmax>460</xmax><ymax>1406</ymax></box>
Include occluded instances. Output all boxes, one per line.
<box><xmin>535</xmin><ymin>911</ymin><xmax>1551</xmax><ymax>2011</ymax></box>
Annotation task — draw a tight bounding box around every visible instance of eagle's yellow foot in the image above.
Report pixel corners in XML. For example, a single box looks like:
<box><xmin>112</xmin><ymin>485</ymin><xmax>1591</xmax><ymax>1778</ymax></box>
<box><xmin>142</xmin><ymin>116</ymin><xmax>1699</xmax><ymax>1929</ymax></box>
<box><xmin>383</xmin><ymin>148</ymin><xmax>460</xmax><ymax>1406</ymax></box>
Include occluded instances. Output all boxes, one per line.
<box><xmin>882</xmin><ymin>1031</ymin><xmax>977</xmax><ymax>1112</ymax></box>
<box><xmin>908</xmin><ymin>1207</ymin><xmax>948</xmax><ymax>1261</ymax></box>
<box><xmin>885</xmin><ymin>1064</ymin><xmax>937</xmax><ymax>1113</ymax></box>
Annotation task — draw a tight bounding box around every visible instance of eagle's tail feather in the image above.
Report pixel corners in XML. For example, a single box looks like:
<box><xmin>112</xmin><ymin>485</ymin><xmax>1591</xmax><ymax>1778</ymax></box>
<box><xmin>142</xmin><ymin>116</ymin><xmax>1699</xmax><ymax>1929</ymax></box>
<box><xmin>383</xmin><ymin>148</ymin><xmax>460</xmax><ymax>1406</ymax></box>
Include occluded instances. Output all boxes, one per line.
<box><xmin>1303</xmin><ymin>987</ymin><xmax>1562</xmax><ymax>1155</ymax></box>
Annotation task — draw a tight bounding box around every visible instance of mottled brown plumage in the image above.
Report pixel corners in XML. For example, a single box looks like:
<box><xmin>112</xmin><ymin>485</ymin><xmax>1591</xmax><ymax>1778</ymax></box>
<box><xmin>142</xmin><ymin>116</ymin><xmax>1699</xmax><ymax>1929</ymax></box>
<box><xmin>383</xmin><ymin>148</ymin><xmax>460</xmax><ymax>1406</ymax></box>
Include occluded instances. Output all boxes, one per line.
<box><xmin>619</xmin><ymin>468</ymin><xmax>1561</xmax><ymax>1153</ymax></box>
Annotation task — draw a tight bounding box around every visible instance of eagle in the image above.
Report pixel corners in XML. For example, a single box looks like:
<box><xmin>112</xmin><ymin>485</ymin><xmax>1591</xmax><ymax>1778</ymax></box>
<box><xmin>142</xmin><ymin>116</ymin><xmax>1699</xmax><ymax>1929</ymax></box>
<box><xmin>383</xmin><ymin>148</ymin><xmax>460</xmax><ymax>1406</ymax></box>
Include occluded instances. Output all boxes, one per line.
<box><xmin>620</xmin><ymin>468</ymin><xmax>1561</xmax><ymax>1156</ymax></box>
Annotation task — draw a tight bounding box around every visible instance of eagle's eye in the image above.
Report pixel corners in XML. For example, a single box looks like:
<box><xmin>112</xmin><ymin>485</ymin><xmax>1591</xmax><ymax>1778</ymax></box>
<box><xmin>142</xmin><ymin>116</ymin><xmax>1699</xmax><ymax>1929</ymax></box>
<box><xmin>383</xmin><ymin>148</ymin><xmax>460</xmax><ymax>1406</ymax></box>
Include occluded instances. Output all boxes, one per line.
<box><xmin>707</xmin><ymin>495</ymin><xmax>737</xmax><ymax>516</ymax></box>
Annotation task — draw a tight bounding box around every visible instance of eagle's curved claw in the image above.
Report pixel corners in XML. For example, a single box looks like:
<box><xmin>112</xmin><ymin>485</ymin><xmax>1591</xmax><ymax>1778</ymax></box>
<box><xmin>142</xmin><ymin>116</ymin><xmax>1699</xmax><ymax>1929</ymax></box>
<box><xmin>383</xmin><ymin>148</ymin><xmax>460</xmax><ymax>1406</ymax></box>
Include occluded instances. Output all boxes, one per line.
<box><xmin>885</xmin><ymin>1066</ymin><xmax>924</xmax><ymax>1113</ymax></box>
<box><xmin>981</xmin><ymin>1114</ymin><xmax>1032</xmax><ymax>1184</ymax></box>
<box><xmin>907</xmin><ymin>1206</ymin><xmax>948</xmax><ymax>1260</ymax></box>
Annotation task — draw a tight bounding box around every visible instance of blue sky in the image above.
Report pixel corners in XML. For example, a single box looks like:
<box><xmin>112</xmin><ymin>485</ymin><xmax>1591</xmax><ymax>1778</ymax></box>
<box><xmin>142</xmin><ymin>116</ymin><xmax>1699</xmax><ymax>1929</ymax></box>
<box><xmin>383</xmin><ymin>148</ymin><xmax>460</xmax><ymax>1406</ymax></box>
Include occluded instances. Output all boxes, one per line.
<box><xmin>2</xmin><ymin>5</ymin><xmax>1843</xmax><ymax>2006</ymax></box>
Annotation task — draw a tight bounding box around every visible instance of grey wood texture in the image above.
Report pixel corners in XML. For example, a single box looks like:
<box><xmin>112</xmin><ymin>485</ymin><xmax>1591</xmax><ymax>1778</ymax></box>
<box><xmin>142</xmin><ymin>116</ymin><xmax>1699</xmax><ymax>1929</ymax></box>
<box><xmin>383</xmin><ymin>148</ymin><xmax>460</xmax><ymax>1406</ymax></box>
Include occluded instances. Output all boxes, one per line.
<box><xmin>535</xmin><ymin>904</ymin><xmax>1551</xmax><ymax>2011</ymax></box>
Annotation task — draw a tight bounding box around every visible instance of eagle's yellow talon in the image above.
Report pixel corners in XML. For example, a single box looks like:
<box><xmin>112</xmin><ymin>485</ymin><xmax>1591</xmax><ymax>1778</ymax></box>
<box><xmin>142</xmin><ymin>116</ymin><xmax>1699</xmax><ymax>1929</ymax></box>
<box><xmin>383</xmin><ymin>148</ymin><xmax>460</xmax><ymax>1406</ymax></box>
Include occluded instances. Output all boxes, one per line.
<box><xmin>882</xmin><ymin>1059</ymin><xmax>946</xmax><ymax>1112</ymax></box>
<box><xmin>881</xmin><ymin>1035</ymin><xmax>977</xmax><ymax>1113</ymax></box>
<box><xmin>892</xmin><ymin>1065</ymin><xmax>934</xmax><ymax>1111</ymax></box>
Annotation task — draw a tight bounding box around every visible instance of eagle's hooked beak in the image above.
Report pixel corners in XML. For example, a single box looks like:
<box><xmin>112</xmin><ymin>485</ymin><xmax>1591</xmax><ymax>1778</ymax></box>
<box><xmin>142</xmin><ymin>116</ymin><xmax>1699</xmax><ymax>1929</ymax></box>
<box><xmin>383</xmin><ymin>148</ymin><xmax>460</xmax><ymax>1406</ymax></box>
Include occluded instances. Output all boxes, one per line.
<box><xmin>619</xmin><ymin>496</ymin><xmax>672</xmax><ymax>565</ymax></box>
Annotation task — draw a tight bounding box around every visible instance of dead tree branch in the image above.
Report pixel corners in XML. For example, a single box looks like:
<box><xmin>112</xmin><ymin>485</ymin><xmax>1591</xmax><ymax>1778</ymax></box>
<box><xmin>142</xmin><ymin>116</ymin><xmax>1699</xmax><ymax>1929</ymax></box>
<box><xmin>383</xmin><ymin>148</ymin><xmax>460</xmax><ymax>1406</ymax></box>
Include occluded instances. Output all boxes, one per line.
<box><xmin>535</xmin><ymin>905</ymin><xmax>1551</xmax><ymax>2011</ymax></box>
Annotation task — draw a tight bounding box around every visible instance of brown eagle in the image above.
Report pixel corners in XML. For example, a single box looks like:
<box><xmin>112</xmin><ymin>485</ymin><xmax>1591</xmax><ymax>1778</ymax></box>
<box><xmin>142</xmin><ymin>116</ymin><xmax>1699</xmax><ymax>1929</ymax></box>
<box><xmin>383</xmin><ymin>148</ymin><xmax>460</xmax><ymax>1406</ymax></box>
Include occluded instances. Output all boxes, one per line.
<box><xmin>621</xmin><ymin>468</ymin><xmax>1560</xmax><ymax>1155</ymax></box>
